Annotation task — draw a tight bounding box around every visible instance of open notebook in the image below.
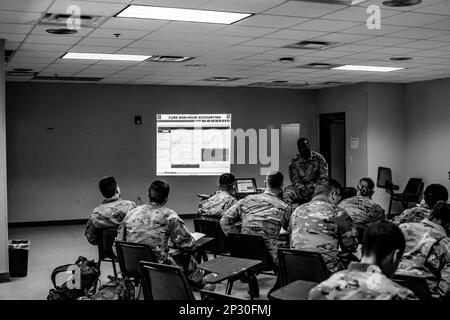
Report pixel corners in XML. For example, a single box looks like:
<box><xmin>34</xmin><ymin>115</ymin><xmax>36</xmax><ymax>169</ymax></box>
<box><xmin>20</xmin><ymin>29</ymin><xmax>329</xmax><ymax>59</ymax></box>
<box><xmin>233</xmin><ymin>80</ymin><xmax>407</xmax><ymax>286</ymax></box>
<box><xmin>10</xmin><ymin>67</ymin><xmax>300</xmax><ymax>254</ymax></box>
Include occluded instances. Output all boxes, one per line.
<box><xmin>191</xmin><ymin>232</ymin><xmax>206</xmax><ymax>242</ymax></box>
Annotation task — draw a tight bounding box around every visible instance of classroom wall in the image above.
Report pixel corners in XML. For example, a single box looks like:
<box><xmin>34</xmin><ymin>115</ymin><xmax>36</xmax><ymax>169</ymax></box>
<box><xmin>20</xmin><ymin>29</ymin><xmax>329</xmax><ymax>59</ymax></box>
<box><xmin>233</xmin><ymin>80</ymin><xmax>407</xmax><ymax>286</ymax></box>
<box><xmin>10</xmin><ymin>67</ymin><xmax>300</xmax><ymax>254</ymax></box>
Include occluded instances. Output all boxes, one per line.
<box><xmin>315</xmin><ymin>83</ymin><xmax>368</xmax><ymax>189</ymax></box>
<box><xmin>366</xmin><ymin>83</ymin><xmax>406</xmax><ymax>213</ymax></box>
<box><xmin>404</xmin><ymin>78</ymin><xmax>450</xmax><ymax>193</ymax></box>
<box><xmin>6</xmin><ymin>82</ymin><xmax>316</xmax><ymax>223</ymax></box>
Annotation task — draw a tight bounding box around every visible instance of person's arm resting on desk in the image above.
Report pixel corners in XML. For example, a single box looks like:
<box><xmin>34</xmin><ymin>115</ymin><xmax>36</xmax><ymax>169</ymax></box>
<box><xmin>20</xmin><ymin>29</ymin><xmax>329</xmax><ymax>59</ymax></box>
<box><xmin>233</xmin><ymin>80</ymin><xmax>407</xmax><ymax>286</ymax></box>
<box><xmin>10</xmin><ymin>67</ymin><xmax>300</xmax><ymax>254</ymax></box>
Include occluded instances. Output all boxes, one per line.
<box><xmin>168</xmin><ymin>213</ymin><xmax>196</xmax><ymax>250</ymax></box>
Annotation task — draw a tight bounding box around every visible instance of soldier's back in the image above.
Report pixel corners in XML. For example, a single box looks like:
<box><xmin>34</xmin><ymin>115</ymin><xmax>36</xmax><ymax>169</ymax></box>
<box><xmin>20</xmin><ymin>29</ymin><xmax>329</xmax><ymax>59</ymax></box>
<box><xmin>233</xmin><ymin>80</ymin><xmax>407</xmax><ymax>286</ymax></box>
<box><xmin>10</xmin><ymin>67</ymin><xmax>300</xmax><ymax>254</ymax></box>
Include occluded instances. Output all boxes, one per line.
<box><xmin>198</xmin><ymin>190</ymin><xmax>237</xmax><ymax>219</ymax></box>
<box><xmin>339</xmin><ymin>195</ymin><xmax>384</xmax><ymax>228</ymax></box>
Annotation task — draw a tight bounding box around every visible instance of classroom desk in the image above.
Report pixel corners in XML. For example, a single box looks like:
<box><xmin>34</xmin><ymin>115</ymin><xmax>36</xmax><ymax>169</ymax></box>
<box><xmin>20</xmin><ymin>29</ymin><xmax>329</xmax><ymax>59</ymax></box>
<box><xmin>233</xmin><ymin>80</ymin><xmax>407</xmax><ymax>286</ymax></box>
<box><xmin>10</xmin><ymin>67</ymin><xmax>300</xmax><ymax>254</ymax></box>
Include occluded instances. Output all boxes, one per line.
<box><xmin>197</xmin><ymin>255</ymin><xmax>262</xmax><ymax>284</ymax></box>
<box><xmin>269</xmin><ymin>280</ymin><xmax>318</xmax><ymax>300</ymax></box>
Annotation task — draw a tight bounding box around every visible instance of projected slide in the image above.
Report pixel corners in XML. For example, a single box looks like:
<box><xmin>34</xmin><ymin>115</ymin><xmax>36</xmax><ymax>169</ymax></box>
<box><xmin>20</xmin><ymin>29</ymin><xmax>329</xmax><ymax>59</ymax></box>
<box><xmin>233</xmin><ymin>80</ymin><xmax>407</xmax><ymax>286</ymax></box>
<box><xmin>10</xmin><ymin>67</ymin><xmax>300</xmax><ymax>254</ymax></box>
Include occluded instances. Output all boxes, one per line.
<box><xmin>157</xmin><ymin>114</ymin><xmax>231</xmax><ymax>176</ymax></box>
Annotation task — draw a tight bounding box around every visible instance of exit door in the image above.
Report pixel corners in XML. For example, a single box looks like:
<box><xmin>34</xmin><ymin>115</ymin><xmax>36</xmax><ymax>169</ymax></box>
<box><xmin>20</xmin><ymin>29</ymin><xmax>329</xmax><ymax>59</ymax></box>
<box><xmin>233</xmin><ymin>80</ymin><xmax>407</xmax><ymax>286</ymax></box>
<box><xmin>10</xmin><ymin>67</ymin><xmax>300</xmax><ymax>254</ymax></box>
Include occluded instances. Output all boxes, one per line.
<box><xmin>319</xmin><ymin>113</ymin><xmax>346</xmax><ymax>186</ymax></box>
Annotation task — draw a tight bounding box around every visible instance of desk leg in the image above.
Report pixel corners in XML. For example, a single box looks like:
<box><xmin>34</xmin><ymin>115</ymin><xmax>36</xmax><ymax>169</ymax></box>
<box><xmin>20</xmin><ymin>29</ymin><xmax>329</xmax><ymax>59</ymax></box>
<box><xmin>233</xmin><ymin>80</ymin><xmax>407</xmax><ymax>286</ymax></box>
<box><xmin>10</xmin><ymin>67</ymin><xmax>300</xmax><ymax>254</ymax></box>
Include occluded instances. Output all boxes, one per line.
<box><xmin>246</xmin><ymin>271</ymin><xmax>259</xmax><ymax>300</ymax></box>
<box><xmin>226</xmin><ymin>279</ymin><xmax>234</xmax><ymax>295</ymax></box>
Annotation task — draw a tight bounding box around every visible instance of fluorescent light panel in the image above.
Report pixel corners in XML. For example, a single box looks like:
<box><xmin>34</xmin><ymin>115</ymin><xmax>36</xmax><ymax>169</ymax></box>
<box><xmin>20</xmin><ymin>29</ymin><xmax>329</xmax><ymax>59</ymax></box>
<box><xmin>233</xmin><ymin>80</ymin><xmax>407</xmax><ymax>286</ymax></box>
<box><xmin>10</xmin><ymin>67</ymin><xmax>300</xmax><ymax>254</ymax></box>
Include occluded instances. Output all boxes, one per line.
<box><xmin>333</xmin><ymin>65</ymin><xmax>404</xmax><ymax>72</ymax></box>
<box><xmin>62</xmin><ymin>52</ymin><xmax>150</xmax><ymax>61</ymax></box>
<box><xmin>116</xmin><ymin>5</ymin><xmax>252</xmax><ymax>24</ymax></box>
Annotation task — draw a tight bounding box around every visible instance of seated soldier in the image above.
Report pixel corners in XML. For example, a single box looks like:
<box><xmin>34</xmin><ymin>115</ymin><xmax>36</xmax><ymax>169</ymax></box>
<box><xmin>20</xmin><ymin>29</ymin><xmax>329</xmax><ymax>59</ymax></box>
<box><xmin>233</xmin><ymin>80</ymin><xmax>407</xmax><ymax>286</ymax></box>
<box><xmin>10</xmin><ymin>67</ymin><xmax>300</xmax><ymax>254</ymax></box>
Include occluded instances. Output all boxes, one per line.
<box><xmin>309</xmin><ymin>221</ymin><xmax>417</xmax><ymax>300</ymax></box>
<box><xmin>393</xmin><ymin>184</ymin><xmax>448</xmax><ymax>225</ymax></box>
<box><xmin>198</xmin><ymin>173</ymin><xmax>237</xmax><ymax>221</ymax></box>
<box><xmin>220</xmin><ymin>171</ymin><xmax>291</xmax><ymax>267</ymax></box>
<box><xmin>396</xmin><ymin>201</ymin><xmax>450</xmax><ymax>300</ymax></box>
<box><xmin>339</xmin><ymin>177</ymin><xmax>385</xmax><ymax>229</ymax></box>
<box><xmin>289</xmin><ymin>179</ymin><xmax>358</xmax><ymax>273</ymax></box>
<box><xmin>85</xmin><ymin>176</ymin><xmax>136</xmax><ymax>245</ymax></box>
<box><xmin>116</xmin><ymin>180</ymin><xmax>209</xmax><ymax>289</ymax></box>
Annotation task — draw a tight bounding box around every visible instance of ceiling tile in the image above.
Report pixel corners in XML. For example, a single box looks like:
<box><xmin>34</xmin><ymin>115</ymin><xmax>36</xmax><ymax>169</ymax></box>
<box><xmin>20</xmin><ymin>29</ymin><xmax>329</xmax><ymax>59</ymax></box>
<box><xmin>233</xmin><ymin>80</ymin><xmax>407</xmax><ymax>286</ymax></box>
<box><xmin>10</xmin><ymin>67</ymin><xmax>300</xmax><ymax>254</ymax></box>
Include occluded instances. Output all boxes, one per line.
<box><xmin>88</xmin><ymin>28</ymin><xmax>149</xmax><ymax>39</ymax></box>
<box><xmin>0</xmin><ymin>11</ymin><xmax>41</xmax><ymax>24</ymax></box>
<box><xmin>100</xmin><ymin>17</ymin><xmax>168</xmax><ymax>30</ymax></box>
<box><xmin>132</xmin><ymin>0</ymin><xmax>211</xmax><ymax>9</ymax></box>
<box><xmin>0</xmin><ymin>23</ymin><xmax>33</xmax><ymax>34</ymax></box>
<box><xmin>31</xmin><ymin>25</ymin><xmax>94</xmax><ymax>37</ymax></box>
<box><xmin>340</xmin><ymin>23</ymin><xmax>408</xmax><ymax>36</ymax></box>
<box><xmin>235</xmin><ymin>14</ymin><xmax>307</xmax><ymax>28</ymax></box>
<box><xmin>0</xmin><ymin>0</ymin><xmax>53</xmax><ymax>12</ymax></box>
<box><xmin>356</xmin><ymin>36</ymin><xmax>413</xmax><ymax>46</ymax></box>
<box><xmin>200</xmin><ymin>0</ymin><xmax>286</xmax><ymax>13</ymax></box>
<box><xmin>320</xmin><ymin>6</ymin><xmax>400</xmax><ymax>22</ymax></box>
<box><xmin>422</xmin><ymin>18</ymin><xmax>450</xmax><ymax>31</ymax></box>
<box><xmin>77</xmin><ymin>37</ymin><xmax>134</xmax><ymax>47</ymax></box>
<box><xmin>0</xmin><ymin>33</ymin><xmax>27</xmax><ymax>42</ymax></box>
<box><xmin>264</xmin><ymin>29</ymin><xmax>327</xmax><ymax>40</ymax></box>
<box><xmin>382</xmin><ymin>12</ymin><xmax>448</xmax><ymax>27</ymax></box>
<box><xmin>240</xmin><ymin>37</ymin><xmax>295</xmax><ymax>48</ymax></box>
<box><xmin>416</xmin><ymin>1</ymin><xmax>450</xmax><ymax>16</ymax></box>
<box><xmin>212</xmin><ymin>25</ymin><xmax>279</xmax><ymax>37</ymax></box>
<box><xmin>25</xmin><ymin>34</ymin><xmax>83</xmax><ymax>45</ymax></box>
<box><xmin>47</xmin><ymin>0</ymin><xmax>126</xmax><ymax>16</ymax></box>
<box><xmin>398</xmin><ymin>40</ymin><xmax>449</xmax><ymax>49</ymax></box>
<box><xmin>265</xmin><ymin>1</ymin><xmax>345</xmax><ymax>17</ymax></box>
<box><xmin>290</xmin><ymin>18</ymin><xmax>359</xmax><ymax>32</ymax></box>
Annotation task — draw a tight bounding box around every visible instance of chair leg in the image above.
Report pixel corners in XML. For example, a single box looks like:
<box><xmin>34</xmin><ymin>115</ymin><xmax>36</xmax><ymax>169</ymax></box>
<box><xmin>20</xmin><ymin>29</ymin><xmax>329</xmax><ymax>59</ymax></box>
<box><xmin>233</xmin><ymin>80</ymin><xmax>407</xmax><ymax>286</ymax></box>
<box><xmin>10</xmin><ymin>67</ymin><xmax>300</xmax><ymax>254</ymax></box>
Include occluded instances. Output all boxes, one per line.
<box><xmin>226</xmin><ymin>279</ymin><xmax>234</xmax><ymax>295</ymax></box>
<box><xmin>247</xmin><ymin>271</ymin><xmax>259</xmax><ymax>300</ymax></box>
<box><xmin>135</xmin><ymin>282</ymin><xmax>141</xmax><ymax>300</ymax></box>
<box><xmin>111</xmin><ymin>260</ymin><xmax>118</xmax><ymax>278</ymax></box>
<box><xmin>388</xmin><ymin>198</ymin><xmax>393</xmax><ymax>219</ymax></box>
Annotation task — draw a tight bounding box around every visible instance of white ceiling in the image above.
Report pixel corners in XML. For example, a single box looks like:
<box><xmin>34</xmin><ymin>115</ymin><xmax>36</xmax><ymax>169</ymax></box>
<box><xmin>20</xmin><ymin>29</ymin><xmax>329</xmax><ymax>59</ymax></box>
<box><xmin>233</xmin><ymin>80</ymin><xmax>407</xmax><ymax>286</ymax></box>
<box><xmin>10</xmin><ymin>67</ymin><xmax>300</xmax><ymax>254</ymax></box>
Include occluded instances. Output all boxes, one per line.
<box><xmin>1</xmin><ymin>0</ymin><xmax>450</xmax><ymax>88</ymax></box>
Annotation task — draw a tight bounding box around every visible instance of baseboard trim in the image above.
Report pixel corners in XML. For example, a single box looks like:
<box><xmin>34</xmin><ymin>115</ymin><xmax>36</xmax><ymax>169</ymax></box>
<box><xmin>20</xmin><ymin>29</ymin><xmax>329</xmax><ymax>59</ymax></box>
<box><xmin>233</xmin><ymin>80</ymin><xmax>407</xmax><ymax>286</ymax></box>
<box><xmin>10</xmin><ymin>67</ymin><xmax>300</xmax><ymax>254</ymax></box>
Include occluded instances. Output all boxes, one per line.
<box><xmin>0</xmin><ymin>272</ymin><xmax>10</xmax><ymax>283</ymax></box>
<box><xmin>9</xmin><ymin>219</ymin><xmax>88</xmax><ymax>228</ymax></box>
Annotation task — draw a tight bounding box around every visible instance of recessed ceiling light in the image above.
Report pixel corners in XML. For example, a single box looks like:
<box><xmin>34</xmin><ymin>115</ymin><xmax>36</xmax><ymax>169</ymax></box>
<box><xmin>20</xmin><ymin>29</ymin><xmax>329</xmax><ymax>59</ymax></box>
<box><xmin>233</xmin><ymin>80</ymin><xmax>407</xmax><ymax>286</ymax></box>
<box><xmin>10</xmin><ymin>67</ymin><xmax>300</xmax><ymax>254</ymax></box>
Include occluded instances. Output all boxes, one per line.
<box><xmin>285</xmin><ymin>40</ymin><xmax>340</xmax><ymax>50</ymax></box>
<box><xmin>46</xmin><ymin>28</ymin><xmax>78</xmax><ymax>35</ymax></box>
<box><xmin>383</xmin><ymin>0</ymin><xmax>421</xmax><ymax>7</ymax></box>
<box><xmin>62</xmin><ymin>52</ymin><xmax>150</xmax><ymax>61</ymax></box>
<box><xmin>116</xmin><ymin>5</ymin><xmax>252</xmax><ymax>25</ymax></box>
<box><xmin>333</xmin><ymin>65</ymin><xmax>405</xmax><ymax>72</ymax></box>
<box><xmin>185</xmin><ymin>64</ymin><xmax>207</xmax><ymax>68</ymax></box>
<box><xmin>147</xmin><ymin>55</ymin><xmax>195</xmax><ymax>63</ymax></box>
<box><xmin>279</xmin><ymin>57</ymin><xmax>295</xmax><ymax>63</ymax></box>
<box><xmin>390</xmin><ymin>56</ymin><xmax>413</xmax><ymax>61</ymax></box>
<box><xmin>298</xmin><ymin>62</ymin><xmax>341</xmax><ymax>70</ymax></box>
<box><xmin>205</xmin><ymin>77</ymin><xmax>240</xmax><ymax>82</ymax></box>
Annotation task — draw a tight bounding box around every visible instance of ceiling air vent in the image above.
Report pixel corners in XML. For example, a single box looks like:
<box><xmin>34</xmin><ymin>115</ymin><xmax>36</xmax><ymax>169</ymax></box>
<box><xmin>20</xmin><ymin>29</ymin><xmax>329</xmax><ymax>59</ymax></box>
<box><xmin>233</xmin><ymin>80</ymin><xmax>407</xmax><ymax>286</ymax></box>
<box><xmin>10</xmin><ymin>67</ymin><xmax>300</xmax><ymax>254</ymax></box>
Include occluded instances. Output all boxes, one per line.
<box><xmin>205</xmin><ymin>77</ymin><xmax>240</xmax><ymax>82</ymax></box>
<box><xmin>146</xmin><ymin>55</ymin><xmax>196</xmax><ymax>63</ymax></box>
<box><xmin>285</xmin><ymin>40</ymin><xmax>339</xmax><ymax>50</ymax></box>
<box><xmin>39</xmin><ymin>13</ymin><xmax>104</xmax><ymax>28</ymax></box>
<box><xmin>298</xmin><ymin>63</ymin><xmax>341</xmax><ymax>70</ymax></box>
<box><xmin>246</xmin><ymin>81</ymin><xmax>308</xmax><ymax>89</ymax></box>
<box><xmin>33</xmin><ymin>75</ymin><xmax>103</xmax><ymax>82</ymax></box>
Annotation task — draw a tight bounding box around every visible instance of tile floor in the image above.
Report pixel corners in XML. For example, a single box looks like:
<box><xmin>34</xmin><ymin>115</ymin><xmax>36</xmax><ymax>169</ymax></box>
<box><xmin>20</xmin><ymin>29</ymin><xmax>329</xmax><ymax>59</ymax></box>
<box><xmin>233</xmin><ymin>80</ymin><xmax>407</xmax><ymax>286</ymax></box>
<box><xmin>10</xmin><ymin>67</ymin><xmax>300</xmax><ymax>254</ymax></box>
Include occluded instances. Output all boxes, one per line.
<box><xmin>1</xmin><ymin>221</ymin><xmax>276</xmax><ymax>300</ymax></box>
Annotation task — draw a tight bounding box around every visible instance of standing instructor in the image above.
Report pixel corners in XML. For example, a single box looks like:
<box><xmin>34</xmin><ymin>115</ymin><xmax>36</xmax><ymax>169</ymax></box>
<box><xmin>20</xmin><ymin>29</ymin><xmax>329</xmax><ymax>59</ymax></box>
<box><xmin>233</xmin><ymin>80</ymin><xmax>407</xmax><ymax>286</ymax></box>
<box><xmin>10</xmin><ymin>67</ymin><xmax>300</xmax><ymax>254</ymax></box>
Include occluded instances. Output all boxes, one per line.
<box><xmin>284</xmin><ymin>138</ymin><xmax>329</xmax><ymax>205</ymax></box>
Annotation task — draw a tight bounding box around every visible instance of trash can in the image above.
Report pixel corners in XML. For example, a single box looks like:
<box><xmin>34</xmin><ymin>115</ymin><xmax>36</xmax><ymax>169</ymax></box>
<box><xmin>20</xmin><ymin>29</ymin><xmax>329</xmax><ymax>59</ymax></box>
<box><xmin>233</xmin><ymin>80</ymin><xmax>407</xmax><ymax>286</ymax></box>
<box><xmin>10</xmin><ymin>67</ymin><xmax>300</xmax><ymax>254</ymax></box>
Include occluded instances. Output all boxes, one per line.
<box><xmin>8</xmin><ymin>240</ymin><xmax>30</xmax><ymax>277</ymax></box>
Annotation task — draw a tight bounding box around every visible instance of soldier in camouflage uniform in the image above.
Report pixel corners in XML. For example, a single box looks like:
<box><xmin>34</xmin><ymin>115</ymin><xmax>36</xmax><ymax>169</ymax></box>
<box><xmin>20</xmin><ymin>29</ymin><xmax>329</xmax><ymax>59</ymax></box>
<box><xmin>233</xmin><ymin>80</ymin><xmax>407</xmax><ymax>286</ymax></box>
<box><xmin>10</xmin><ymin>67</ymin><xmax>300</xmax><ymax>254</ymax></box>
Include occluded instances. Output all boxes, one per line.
<box><xmin>289</xmin><ymin>179</ymin><xmax>358</xmax><ymax>273</ymax></box>
<box><xmin>198</xmin><ymin>173</ymin><xmax>237</xmax><ymax>221</ymax></box>
<box><xmin>393</xmin><ymin>184</ymin><xmax>448</xmax><ymax>225</ymax></box>
<box><xmin>85</xmin><ymin>176</ymin><xmax>136</xmax><ymax>245</ymax></box>
<box><xmin>309</xmin><ymin>221</ymin><xmax>417</xmax><ymax>300</ymax></box>
<box><xmin>284</xmin><ymin>138</ymin><xmax>329</xmax><ymax>205</ymax></box>
<box><xmin>396</xmin><ymin>201</ymin><xmax>450</xmax><ymax>300</ymax></box>
<box><xmin>116</xmin><ymin>180</ymin><xmax>199</xmax><ymax>279</ymax></box>
<box><xmin>220</xmin><ymin>171</ymin><xmax>291</xmax><ymax>266</ymax></box>
<box><xmin>339</xmin><ymin>178</ymin><xmax>385</xmax><ymax>229</ymax></box>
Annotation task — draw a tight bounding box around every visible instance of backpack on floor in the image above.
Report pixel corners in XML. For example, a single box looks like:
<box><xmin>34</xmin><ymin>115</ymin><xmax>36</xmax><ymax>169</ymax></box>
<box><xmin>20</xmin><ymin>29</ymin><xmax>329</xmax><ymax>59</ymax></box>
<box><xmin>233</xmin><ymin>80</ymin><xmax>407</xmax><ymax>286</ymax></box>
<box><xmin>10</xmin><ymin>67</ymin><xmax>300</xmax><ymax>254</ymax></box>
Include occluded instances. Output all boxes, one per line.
<box><xmin>47</xmin><ymin>256</ymin><xmax>100</xmax><ymax>300</ymax></box>
<box><xmin>89</xmin><ymin>275</ymin><xmax>135</xmax><ymax>300</ymax></box>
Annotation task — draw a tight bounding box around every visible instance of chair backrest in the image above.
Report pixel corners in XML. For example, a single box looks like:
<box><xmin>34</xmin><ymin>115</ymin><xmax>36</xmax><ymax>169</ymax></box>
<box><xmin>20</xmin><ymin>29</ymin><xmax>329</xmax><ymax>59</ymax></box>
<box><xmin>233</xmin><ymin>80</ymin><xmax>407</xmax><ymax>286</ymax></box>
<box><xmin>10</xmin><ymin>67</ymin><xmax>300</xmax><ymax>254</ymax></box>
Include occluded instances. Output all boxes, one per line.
<box><xmin>200</xmin><ymin>290</ymin><xmax>245</xmax><ymax>301</ymax></box>
<box><xmin>97</xmin><ymin>228</ymin><xmax>118</xmax><ymax>261</ymax></box>
<box><xmin>193</xmin><ymin>218</ymin><xmax>229</xmax><ymax>254</ymax></box>
<box><xmin>392</xmin><ymin>274</ymin><xmax>431</xmax><ymax>300</ymax></box>
<box><xmin>377</xmin><ymin>167</ymin><xmax>393</xmax><ymax>190</ymax></box>
<box><xmin>278</xmin><ymin>248</ymin><xmax>331</xmax><ymax>286</ymax></box>
<box><xmin>228</xmin><ymin>233</ymin><xmax>275</xmax><ymax>272</ymax></box>
<box><xmin>140</xmin><ymin>261</ymin><xmax>195</xmax><ymax>300</ymax></box>
<box><xmin>340</xmin><ymin>187</ymin><xmax>357</xmax><ymax>200</ymax></box>
<box><xmin>115</xmin><ymin>240</ymin><xmax>158</xmax><ymax>280</ymax></box>
<box><xmin>403</xmin><ymin>178</ymin><xmax>423</xmax><ymax>196</ymax></box>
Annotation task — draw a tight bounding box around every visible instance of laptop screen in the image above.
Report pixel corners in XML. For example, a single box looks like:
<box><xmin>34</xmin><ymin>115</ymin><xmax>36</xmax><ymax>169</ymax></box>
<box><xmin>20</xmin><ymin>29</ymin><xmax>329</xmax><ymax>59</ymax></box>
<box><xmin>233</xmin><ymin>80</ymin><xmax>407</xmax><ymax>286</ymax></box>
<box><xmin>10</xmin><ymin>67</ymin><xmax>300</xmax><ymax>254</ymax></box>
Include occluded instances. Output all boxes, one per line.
<box><xmin>235</xmin><ymin>178</ymin><xmax>257</xmax><ymax>194</ymax></box>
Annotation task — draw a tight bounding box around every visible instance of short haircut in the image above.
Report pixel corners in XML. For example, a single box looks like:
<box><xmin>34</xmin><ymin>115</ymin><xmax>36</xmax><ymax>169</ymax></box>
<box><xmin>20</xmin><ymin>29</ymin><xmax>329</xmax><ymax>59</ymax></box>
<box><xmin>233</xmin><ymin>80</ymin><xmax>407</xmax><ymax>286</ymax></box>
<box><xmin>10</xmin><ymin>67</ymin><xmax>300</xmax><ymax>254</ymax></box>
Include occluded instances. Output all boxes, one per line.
<box><xmin>429</xmin><ymin>201</ymin><xmax>450</xmax><ymax>226</ymax></box>
<box><xmin>148</xmin><ymin>180</ymin><xmax>170</xmax><ymax>204</ymax></box>
<box><xmin>362</xmin><ymin>220</ymin><xmax>405</xmax><ymax>262</ymax></box>
<box><xmin>99</xmin><ymin>176</ymin><xmax>117</xmax><ymax>198</ymax></box>
<box><xmin>424</xmin><ymin>184</ymin><xmax>449</xmax><ymax>207</ymax></box>
<box><xmin>297</xmin><ymin>137</ymin><xmax>310</xmax><ymax>149</ymax></box>
<box><xmin>314</xmin><ymin>178</ymin><xmax>341</xmax><ymax>197</ymax></box>
<box><xmin>219</xmin><ymin>173</ymin><xmax>235</xmax><ymax>188</ymax></box>
<box><xmin>266</xmin><ymin>171</ymin><xmax>284</xmax><ymax>190</ymax></box>
<box><xmin>359</xmin><ymin>177</ymin><xmax>375</xmax><ymax>197</ymax></box>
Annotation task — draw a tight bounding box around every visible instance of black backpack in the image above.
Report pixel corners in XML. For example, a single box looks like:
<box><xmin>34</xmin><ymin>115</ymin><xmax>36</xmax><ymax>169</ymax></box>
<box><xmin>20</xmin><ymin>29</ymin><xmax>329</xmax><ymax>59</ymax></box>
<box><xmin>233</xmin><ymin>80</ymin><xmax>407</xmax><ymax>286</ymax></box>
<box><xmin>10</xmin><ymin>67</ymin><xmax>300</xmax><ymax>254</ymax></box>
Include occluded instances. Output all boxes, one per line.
<box><xmin>47</xmin><ymin>256</ymin><xmax>100</xmax><ymax>300</ymax></box>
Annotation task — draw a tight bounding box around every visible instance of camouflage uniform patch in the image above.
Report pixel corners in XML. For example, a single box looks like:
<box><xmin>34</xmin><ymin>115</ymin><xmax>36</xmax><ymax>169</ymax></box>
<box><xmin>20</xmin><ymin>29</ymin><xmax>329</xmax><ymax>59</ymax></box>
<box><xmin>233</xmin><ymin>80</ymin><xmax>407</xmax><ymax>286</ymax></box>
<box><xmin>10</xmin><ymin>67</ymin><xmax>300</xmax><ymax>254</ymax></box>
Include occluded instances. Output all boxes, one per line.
<box><xmin>339</xmin><ymin>195</ymin><xmax>385</xmax><ymax>229</ymax></box>
<box><xmin>220</xmin><ymin>191</ymin><xmax>291</xmax><ymax>266</ymax></box>
<box><xmin>309</xmin><ymin>263</ymin><xmax>417</xmax><ymax>300</ymax></box>
<box><xmin>85</xmin><ymin>197</ymin><xmax>136</xmax><ymax>245</ymax></box>
<box><xmin>198</xmin><ymin>190</ymin><xmax>237</xmax><ymax>220</ymax></box>
<box><xmin>392</xmin><ymin>204</ymin><xmax>432</xmax><ymax>225</ymax></box>
<box><xmin>289</xmin><ymin>195</ymin><xmax>358</xmax><ymax>273</ymax></box>
<box><xmin>397</xmin><ymin>219</ymin><xmax>450</xmax><ymax>300</ymax></box>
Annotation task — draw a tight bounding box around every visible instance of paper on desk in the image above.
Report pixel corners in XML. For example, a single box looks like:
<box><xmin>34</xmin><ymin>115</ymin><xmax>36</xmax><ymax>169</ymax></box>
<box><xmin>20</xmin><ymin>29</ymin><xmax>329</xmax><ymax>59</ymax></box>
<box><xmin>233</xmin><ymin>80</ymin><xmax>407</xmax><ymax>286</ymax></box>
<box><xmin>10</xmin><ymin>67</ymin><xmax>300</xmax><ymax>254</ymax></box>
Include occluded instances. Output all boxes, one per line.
<box><xmin>191</xmin><ymin>232</ymin><xmax>206</xmax><ymax>241</ymax></box>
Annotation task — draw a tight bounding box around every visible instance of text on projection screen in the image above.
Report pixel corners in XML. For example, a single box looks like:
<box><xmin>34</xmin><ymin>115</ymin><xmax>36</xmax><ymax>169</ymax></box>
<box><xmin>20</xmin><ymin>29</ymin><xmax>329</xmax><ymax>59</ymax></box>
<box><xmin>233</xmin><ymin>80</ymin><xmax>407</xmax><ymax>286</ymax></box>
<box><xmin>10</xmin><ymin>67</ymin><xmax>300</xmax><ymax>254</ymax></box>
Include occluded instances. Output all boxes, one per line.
<box><xmin>157</xmin><ymin>114</ymin><xmax>231</xmax><ymax>176</ymax></box>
